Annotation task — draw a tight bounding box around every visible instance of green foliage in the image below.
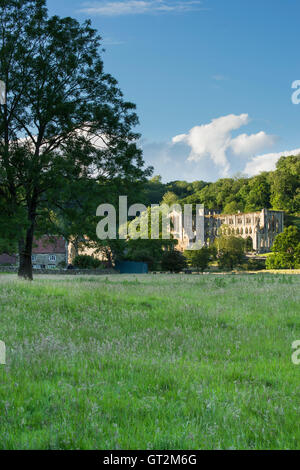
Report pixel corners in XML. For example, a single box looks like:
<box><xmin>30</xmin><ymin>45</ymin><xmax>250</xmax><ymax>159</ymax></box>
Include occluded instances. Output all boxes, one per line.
<box><xmin>241</xmin><ymin>258</ymin><xmax>266</xmax><ymax>271</ymax></box>
<box><xmin>146</xmin><ymin>156</ymin><xmax>300</xmax><ymax>218</ymax></box>
<box><xmin>266</xmin><ymin>226</ymin><xmax>300</xmax><ymax>269</ymax></box>
<box><xmin>73</xmin><ymin>255</ymin><xmax>103</xmax><ymax>269</ymax></box>
<box><xmin>127</xmin><ymin>204</ymin><xmax>180</xmax><ymax>242</ymax></box>
<box><xmin>161</xmin><ymin>250</ymin><xmax>187</xmax><ymax>273</ymax></box>
<box><xmin>185</xmin><ymin>177</ymin><xmax>248</xmax><ymax>212</ymax></box>
<box><xmin>57</xmin><ymin>260</ymin><xmax>67</xmax><ymax>269</ymax></box>
<box><xmin>214</xmin><ymin>235</ymin><xmax>246</xmax><ymax>253</ymax></box>
<box><xmin>266</xmin><ymin>253</ymin><xmax>296</xmax><ymax>270</ymax></box>
<box><xmin>215</xmin><ymin>236</ymin><xmax>246</xmax><ymax>271</ymax></box>
<box><xmin>0</xmin><ymin>197</ymin><xmax>28</xmax><ymax>254</ymax></box>
<box><xmin>223</xmin><ymin>201</ymin><xmax>244</xmax><ymax>214</ymax></box>
<box><xmin>161</xmin><ymin>191</ymin><xmax>179</xmax><ymax>206</ymax></box>
<box><xmin>0</xmin><ymin>0</ymin><xmax>151</xmax><ymax>279</ymax></box>
<box><xmin>244</xmin><ymin>173</ymin><xmax>271</xmax><ymax>211</ymax></box>
<box><xmin>166</xmin><ymin>180</ymin><xmax>206</xmax><ymax>199</ymax></box>
<box><xmin>245</xmin><ymin>236</ymin><xmax>254</xmax><ymax>252</ymax></box>
<box><xmin>141</xmin><ymin>176</ymin><xmax>166</xmax><ymax>206</ymax></box>
<box><xmin>124</xmin><ymin>239</ymin><xmax>171</xmax><ymax>271</ymax></box>
<box><xmin>184</xmin><ymin>247</ymin><xmax>211</xmax><ymax>272</ymax></box>
<box><xmin>270</xmin><ymin>156</ymin><xmax>300</xmax><ymax>213</ymax></box>
<box><xmin>142</xmin><ymin>178</ymin><xmax>208</xmax><ymax>206</ymax></box>
<box><xmin>94</xmin><ymin>239</ymin><xmax>127</xmax><ymax>267</ymax></box>
<box><xmin>285</xmin><ymin>214</ymin><xmax>300</xmax><ymax>231</ymax></box>
<box><xmin>272</xmin><ymin>225</ymin><xmax>300</xmax><ymax>253</ymax></box>
<box><xmin>217</xmin><ymin>250</ymin><xmax>245</xmax><ymax>271</ymax></box>
<box><xmin>122</xmin><ymin>205</ymin><xmax>178</xmax><ymax>270</ymax></box>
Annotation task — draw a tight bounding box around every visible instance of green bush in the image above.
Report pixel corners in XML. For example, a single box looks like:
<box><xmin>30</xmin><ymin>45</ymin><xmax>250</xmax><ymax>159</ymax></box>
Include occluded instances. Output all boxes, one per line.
<box><xmin>266</xmin><ymin>253</ymin><xmax>296</xmax><ymax>270</ymax></box>
<box><xmin>125</xmin><ymin>239</ymin><xmax>177</xmax><ymax>271</ymax></box>
<box><xmin>266</xmin><ymin>226</ymin><xmax>300</xmax><ymax>270</ymax></box>
<box><xmin>57</xmin><ymin>260</ymin><xmax>67</xmax><ymax>269</ymax></box>
<box><xmin>217</xmin><ymin>250</ymin><xmax>245</xmax><ymax>271</ymax></box>
<box><xmin>241</xmin><ymin>258</ymin><xmax>266</xmax><ymax>271</ymax></box>
<box><xmin>215</xmin><ymin>235</ymin><xmax>246</xmax><ymax>253</ymax></box>
<box><xmin>214</xmin><ymin>236</ymin><xmax>246</xmax><ymax>271</ymax></box>
<box><xmin>184</xmin><ymin>247</ymin><xmax>211</xmax><ymax>272</ymax></box>
<box><xmin>73</xmin><ymin>255</ymin><xmax>103</xmax><ymax>269</ymax></box>
<box><xmin>161</xmin><ymin>250</ymin><xmax>187</xmax><ymax>273</ymax></box>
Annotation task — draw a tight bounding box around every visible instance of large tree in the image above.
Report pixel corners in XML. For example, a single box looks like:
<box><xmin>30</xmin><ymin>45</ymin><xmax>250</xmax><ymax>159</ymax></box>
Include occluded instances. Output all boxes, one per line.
<box><xmin>266</xmin><ymin>226</ymin><xmax>300</xmax><ymax>270</ymax></box>
<box><xmin>0</xmin><ymin>0</ymin><xmax>151</xmax><ymax>279</ymax></box>
<box><xmin>270</xmin><ymin>155</ymin><xmax>300</xmax><ymax>214</ymax></box>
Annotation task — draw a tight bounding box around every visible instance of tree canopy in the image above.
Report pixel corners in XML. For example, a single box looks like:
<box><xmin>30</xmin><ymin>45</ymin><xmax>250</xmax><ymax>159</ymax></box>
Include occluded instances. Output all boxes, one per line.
<box><xmin>144</xmin><ymin>155</ymin><xmax>300</xmax><ymax>217</ymax></box>
<box><xmin>0</xmin><ymin>0</ymin><xmax>151</xmax><ymax>279</ymax></box>
<box><xmin>266</xmin><ymin>226</ymin><xmax>300</xmax><ymax>269</ymax></box>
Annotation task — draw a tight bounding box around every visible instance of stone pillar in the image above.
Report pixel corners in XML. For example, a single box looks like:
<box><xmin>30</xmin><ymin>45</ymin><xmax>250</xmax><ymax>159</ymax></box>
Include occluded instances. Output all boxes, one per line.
<box><xmin>253</xmin><ymin>230</ymin><xmax>258</xmax><ymax>251</ymax></box>
<box><xmin>196</xmin><ymin>204</ymin><xmax>205</xmax><ymax>247</ymax></box>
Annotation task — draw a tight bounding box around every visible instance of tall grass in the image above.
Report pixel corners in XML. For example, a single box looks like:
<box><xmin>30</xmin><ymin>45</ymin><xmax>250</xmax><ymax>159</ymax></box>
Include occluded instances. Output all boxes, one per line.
<box><xmin>0</xmin><ymin>273</ymin><xmax>299</xmax><ymax>449</ymax></box>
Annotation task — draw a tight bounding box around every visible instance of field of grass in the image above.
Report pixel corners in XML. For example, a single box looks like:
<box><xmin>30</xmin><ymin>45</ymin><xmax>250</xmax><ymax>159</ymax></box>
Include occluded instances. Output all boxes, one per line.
<box><xmin>0</xmin><ymin>273</ymin><xmax>300</xmax><ymax>450</ymax></box>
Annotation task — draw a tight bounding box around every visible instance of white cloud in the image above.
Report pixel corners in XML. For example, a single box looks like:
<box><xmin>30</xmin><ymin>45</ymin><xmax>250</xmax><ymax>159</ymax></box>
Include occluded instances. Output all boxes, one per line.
<box><xmin>230</xmin><ymin>131</ymin><xmax>277</xmax><ymax>156</ymax></box>
<box><xmin>142</xmin><ymin>140</ymin><xmax>217</xmax><ymax>182</ymax></box>
<box><xmin>244</xmin><ymin>148</ymin><xmax>300</xmax><ymax>176</ymax></box>
<box><xmin>78</xmin><ymin>0</ymin><xmax>203</xmax><ymax>16</ymax></box>
<box><xmin>172</xmin><ymin>114</ymin><xmax>276</xmax><ymax>177</ymax></box>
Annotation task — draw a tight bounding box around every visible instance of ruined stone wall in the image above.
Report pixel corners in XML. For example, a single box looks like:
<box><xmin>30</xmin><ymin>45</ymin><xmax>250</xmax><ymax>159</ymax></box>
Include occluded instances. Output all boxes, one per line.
<box><xmin>209</xmin><ymin>209</ymin><xmax>284</xmax><ymax>253</ymax></box>
<box><xmin>170</xmin><ymin>208</ymin><xmax>284</xmax><ymax>253</ymax></box>
<box><xmin>170</xmin><ymin>206</ymin><xmax>205</xmax><ymax>251</ymax></box>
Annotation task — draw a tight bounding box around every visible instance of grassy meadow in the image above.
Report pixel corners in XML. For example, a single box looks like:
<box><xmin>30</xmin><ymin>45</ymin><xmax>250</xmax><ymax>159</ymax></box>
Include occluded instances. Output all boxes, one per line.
<box><xmin>0</xmin><ymin>273</ymin><xmax>300</xmax><ymax>449</ymax></box>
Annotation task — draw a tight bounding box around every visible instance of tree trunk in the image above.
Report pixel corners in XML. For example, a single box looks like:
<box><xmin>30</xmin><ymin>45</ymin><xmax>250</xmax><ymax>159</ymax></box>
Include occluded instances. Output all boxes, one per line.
<box><xmin>72</xmin><ymin>237</ymin><xmax>79</xmax><ymax>259</ymax></box>
<box><xmin>18</xmin><ymin>226</ymin><xmax>34</xmax><ymax>280</ymax></box>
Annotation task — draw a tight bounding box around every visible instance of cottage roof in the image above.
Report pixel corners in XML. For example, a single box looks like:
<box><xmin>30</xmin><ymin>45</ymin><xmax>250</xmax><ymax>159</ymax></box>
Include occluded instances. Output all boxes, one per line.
<box><xmin>32</xmin><ymin>236</ymin><xmax>66</xmax><ymax>254</ymax></box>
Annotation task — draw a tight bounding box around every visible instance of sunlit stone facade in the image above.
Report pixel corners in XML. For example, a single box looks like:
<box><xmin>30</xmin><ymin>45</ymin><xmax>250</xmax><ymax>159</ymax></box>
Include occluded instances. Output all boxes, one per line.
<box><xmin>170</xmin><ymin>208</ymin><xmax>284</xmax><ymax>253</ymax></box>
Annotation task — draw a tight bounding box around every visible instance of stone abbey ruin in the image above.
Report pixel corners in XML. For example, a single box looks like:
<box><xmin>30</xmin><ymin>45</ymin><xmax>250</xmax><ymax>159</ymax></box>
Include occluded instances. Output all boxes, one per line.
<box><xmin>171</xmin><ymin>208</ymin><xmax>284</xmax><ymax>253</ymax></box>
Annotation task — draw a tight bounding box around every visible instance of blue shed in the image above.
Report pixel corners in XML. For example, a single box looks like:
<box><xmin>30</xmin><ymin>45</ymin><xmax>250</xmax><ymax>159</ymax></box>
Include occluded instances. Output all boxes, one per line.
<box><xmin>115</xmin><ymin>261</ymin><xmax>148</xmax><ymax>274</ymax></box>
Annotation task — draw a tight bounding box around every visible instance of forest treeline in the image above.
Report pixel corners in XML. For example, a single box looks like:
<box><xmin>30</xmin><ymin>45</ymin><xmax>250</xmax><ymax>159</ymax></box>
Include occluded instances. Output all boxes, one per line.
<box><xmin>142</xmin><ymin>155</ymin><xmax>300</xmax><ymax>221</ymax></box>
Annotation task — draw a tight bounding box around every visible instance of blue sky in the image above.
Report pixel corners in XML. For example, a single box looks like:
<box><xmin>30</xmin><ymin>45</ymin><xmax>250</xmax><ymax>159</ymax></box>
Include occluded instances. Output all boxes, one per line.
<box><xmin>47</xmin><ymin>0</ymin><xmax>300</xmax><ymax>182</ymax></box>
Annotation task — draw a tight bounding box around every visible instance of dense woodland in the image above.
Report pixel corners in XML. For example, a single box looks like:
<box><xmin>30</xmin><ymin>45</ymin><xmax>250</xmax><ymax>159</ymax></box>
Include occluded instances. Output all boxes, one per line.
<box><xmin>142</xmin><ymin>155</ymin><xmax>300</xmax><ymax>226</ymax></box>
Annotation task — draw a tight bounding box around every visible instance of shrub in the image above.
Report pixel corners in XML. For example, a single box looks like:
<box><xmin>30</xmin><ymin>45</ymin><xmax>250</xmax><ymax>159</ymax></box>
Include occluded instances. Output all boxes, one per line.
<box><xmin>57</xmin><ymin>260</ymin><xmax>67</xmax><ymax>269</ymax></box>
<box><xmin>215</xmin><ymin>235</ymin><xmax>246</xmax><ymax>253</ymax></box>
<box><xmin>241</xmin><ymin>258</ymin><xmax>266</xmax><ymax>271</ymax></box>
<box><xmin>127</xmin><ymin>249</ymin><xmax>157</xmax><ymax>271</ymax></box>
<box><xmin>125</xmin><ymin>239</ymin><xmax>177</xmax><ymax>271</ymax></box>
<box><xmin>73</xmin><ymin>255</ymin><xmax>103</xmax><ymax>269</ymax></box>
<box><xmin>266</xmin><ymin>253</ymin><xmax>295</xmax><ymax>270</ymax></box>
<box><xmin>214</xmin><ymin>235</ymin><xmax>246</xmax><ymax>271</ymax></box>
<box><xmin>217</xmin><ymin>249</ymin><xmax>245</xmax><ymax>271</ymax></box>
<box><xmin>161</xmin><ymin>250</ymin><xmax>187</xmax><ymax>273</ymax></box>
<box><xmin>184</xmin><ymin>247</ymin><xmax>211</xmax><ymax>272</ymax></box>
<box><xmin>245</xmin><ymin>236</ymin><xmax>254</xmax><ymax>252</ymax></box>
<box><xmin>266</xmin><ymin>226</ymin><xmax>300</xmax><ymax>270</ymax></box>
